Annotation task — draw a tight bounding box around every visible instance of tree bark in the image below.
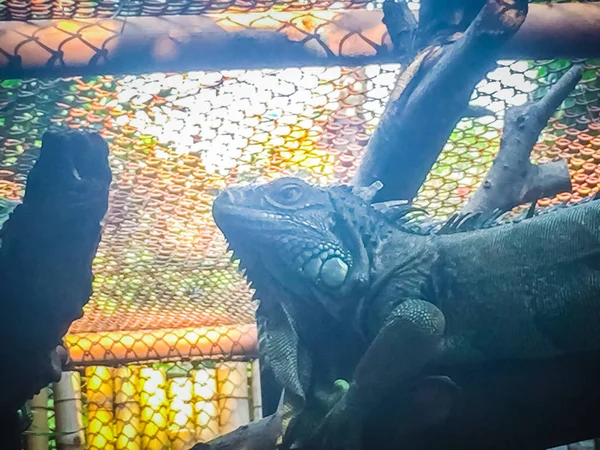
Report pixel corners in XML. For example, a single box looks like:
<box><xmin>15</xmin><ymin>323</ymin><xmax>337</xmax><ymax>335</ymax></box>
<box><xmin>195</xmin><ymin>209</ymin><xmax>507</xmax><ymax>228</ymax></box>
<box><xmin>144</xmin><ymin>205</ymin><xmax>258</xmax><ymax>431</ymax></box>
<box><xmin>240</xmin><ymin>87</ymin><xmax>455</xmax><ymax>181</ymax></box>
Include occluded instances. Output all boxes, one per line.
<box><xmin>352</xmin><ymin>0</ymin><xmax>529</xmax><ymax>203</ymax></box>
<box><xmin>503</xmin><ymin>2</ymin><xmax>600</xmax><ymax>60</ymax></box>
<box><xmin>188</xmin><ymin>350</ymin><xmax>600</xmax><ymax>450</ymax></box>
<box><xmin>461</xmin><ymin>64</ymin><xmax>581</xmax><ymax>214</ymax></box>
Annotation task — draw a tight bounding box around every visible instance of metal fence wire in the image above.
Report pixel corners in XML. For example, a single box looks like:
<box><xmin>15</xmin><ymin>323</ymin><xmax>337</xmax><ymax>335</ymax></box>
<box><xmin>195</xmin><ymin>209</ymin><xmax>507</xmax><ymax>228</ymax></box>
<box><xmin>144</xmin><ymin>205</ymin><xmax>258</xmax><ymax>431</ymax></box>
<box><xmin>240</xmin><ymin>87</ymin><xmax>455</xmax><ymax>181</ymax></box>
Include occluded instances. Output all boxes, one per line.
<box><xmin>0</xmin><ymin>1</ymin><xmax>599</xmax><ymax>448</ymax></box>
<box><xmin>25</xmin><ymin>360</ymin><xmax>261</xmax><ymax>449</ymax></box>
<box><xmin>1</xmin><ymin>58</ymin><xmax>599</xmax><ymax>344</ymax></box>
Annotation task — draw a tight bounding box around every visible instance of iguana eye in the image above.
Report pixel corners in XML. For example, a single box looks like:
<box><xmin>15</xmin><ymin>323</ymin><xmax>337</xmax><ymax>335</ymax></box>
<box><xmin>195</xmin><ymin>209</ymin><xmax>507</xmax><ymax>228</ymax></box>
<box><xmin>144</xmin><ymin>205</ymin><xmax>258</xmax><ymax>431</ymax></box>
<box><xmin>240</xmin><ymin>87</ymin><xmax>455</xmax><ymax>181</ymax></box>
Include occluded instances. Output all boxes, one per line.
<box><xmin>266</xmin><ymin>183</ymin><xmax>304</xmax><ymax>208</ymax></box>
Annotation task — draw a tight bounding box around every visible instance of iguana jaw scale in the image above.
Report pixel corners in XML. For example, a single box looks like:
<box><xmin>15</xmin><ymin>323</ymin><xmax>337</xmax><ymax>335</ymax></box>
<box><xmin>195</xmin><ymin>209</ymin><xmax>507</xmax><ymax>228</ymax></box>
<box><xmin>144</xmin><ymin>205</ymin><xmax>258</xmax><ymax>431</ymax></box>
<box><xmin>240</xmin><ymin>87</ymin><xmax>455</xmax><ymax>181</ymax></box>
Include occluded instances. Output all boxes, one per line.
<box><xmin>214</xmin><ymin>203</ymin><xmax>303</xmax><ymax>232</ymax></box>
<box><xmin>228</xmin><ymin>242</ymin><xmax>353</xmax><ymax>323</ymax></box>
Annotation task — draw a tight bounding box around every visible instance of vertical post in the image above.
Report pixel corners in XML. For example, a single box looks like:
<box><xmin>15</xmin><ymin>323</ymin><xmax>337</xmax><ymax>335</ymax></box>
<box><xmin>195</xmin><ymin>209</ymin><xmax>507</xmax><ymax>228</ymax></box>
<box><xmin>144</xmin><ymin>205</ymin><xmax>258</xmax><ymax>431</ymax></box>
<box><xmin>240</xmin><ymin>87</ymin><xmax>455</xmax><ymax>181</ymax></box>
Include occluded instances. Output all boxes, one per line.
<box><xmin>114</xmin><ymin>366</ymin><xmax>141</xmax><ymax>450</ymax></box>
<box><xmin>139</xmin><ymin>367</ymin><xmax>170</xmax><ymax>450</ymax></box>
<box><xmin>216</xmin><ymin>362</ymin><xmax>250</xmax><ymax>434</ymax></box>
<box><xmin>53</xmin><ymin>371</ymin><xmax>85</xmax><ymax>450</ymax></box>
<box><xmin>251</xmin><ymin>360</ymin><xmax>263</xmax><ymax>421</ymax></box>
<box><xmin>86</xmin><ymin>366</ymin><xmax>115</xmax><ymax>450</ymax></box>
<box><xmin>192</xmin><ymin>367</ymin><xmax>220</xmax><ymax>442</ymax></box>
<box><xmin>27</xmin><ymin>388</ymin><xmax>49</xmax><ymax>450</ymax></box>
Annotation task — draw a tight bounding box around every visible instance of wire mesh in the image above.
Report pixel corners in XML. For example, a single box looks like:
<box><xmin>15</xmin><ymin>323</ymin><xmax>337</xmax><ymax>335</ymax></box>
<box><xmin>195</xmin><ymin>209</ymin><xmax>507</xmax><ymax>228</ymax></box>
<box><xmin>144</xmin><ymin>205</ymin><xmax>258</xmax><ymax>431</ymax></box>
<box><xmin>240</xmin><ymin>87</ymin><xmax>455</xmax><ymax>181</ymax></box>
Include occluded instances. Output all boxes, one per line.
<box><xmin>1</xmin><ymin>58</ymin><xmax>599</xmax><ymax>349</ymax></box>
<box><xmin>1</xmin><ymin>3</ymin><xmax>598</xmax><ymax>449</ymax></box>
<box><xmin>24</xmin><ymin>360</ymin><xmax>258</xmax><ymax>449</ymax></box>
<box><xmin>0</xmin><ymin>0</ymin><xmax>417</xmax><ymax>20</ymax></box>
<box><xmin>0</xmin><ymin>10</ymin><xmax>398</xmax><ymax>78</ymax></box>
<box><xmin>0</xmin><ymin>0</ymin><xmax>581</xmax><ymax>21</ymax></box>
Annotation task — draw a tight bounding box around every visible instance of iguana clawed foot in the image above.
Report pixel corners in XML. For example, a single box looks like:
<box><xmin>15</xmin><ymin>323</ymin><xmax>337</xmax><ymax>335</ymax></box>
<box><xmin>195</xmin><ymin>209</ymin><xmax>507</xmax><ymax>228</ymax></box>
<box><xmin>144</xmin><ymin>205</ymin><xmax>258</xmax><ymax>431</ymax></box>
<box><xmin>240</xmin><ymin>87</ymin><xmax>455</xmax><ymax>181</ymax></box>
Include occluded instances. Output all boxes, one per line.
<box><xmin>310</xmin><ymin>384</ymin><xmax>364</xmax><ymax>450</ymax></box>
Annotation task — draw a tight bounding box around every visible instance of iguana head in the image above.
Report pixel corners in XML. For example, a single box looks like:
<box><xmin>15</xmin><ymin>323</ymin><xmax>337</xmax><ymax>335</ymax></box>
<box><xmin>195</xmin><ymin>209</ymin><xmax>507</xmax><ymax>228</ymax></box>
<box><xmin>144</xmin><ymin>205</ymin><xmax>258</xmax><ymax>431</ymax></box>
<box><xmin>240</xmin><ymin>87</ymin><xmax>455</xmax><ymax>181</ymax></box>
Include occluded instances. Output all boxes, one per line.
<box><xmin>212</xmin><ymin>177</ymin><xmax>379</xmax><ymax>317</ymax></box>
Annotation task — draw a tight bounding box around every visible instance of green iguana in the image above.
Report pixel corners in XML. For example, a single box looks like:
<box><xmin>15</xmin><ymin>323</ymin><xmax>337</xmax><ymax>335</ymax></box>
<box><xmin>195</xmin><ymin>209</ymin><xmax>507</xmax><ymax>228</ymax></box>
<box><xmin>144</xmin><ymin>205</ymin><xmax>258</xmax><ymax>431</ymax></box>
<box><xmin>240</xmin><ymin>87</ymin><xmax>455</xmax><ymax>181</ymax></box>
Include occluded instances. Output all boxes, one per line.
<box><xmin>212</xmin><ymin>176</ymin><xmax>600</xmax><ymax>450</ymax></box>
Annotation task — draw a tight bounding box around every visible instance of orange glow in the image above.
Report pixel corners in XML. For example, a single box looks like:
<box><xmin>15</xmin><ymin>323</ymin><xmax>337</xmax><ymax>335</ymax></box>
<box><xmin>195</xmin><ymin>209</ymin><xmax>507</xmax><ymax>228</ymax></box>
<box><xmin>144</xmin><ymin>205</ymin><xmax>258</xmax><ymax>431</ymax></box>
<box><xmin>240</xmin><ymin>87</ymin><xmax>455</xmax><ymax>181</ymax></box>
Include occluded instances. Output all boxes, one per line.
<box><xmin>114</xmin><ymin>367</ymin><xmax>141</xmax><ymax>450</ymax></box>
<box><xmin>57</xmin><ymin>20</ymin><xmax>83</xmax><ymax>34</ymax></box>
<box><xmin>193</xmin><ymin>369</ymin><xmax>220</xmax><ymax>442</ymax></box>
<box><xmin>168</xmin><ymin>377</ymin><xmax>197</xmax><ymax>450</ymax></box>
<box><xmin>0</xmin><ymin>11</ymin><xmax>390</xmax><ymax>71</ymax></box>
<box><xmin>64</xmin><ymin>325</ymin><xmax>257</xmax><ymax>365</ymax></box>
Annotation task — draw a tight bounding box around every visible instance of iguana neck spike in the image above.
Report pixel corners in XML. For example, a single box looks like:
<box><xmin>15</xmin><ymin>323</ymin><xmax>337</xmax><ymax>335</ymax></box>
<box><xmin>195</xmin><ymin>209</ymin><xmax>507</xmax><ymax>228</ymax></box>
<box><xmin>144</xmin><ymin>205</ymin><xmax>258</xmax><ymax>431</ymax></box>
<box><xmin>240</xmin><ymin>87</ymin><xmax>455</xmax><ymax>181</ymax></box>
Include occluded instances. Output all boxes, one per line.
<box><xmin>351</xmin><ymin>181</ymin><xmax>384</xmax><ymax>204</ymax></box>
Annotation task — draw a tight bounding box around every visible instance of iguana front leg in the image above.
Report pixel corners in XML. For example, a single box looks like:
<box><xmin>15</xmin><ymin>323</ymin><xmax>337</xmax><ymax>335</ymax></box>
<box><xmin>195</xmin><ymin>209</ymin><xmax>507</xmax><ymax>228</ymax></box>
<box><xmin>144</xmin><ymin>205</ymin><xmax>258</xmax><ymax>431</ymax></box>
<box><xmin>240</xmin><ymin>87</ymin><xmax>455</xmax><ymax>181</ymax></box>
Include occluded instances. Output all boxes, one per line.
<box><xmin>311</xmin><ymin>299</ymin><xmax>445</xmax><ymax>450</ymax></box>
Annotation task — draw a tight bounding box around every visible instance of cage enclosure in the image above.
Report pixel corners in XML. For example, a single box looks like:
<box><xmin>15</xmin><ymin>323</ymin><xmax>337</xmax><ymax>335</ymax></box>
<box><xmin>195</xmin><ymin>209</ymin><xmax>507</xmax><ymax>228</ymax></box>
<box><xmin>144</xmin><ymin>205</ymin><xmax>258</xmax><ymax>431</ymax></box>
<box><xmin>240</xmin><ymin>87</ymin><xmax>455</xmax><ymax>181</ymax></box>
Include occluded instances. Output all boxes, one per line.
<box><xmin>1</xmin><ymin>0</ymin><xmax>600</xmax><ymax>448</ymax></box>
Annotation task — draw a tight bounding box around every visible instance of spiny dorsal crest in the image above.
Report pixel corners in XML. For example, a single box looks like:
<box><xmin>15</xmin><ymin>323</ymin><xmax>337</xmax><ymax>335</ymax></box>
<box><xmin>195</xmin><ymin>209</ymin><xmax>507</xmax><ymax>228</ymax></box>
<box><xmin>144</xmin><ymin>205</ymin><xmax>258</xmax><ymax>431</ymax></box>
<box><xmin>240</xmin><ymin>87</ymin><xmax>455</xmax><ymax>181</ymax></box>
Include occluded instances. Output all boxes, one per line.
<box><xmin>368</xmin><ymin>190</ymin><xmax>600</xmax><ymax>236</ymax></box>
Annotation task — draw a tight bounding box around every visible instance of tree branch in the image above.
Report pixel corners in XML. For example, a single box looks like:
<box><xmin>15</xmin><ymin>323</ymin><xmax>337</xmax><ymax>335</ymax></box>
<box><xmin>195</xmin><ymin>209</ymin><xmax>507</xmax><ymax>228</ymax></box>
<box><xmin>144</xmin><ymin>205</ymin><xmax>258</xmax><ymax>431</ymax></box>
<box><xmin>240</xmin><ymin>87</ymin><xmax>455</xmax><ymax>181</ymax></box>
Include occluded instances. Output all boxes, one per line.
<box><xmin>503</xmin><ymin>2</ymin><xmax>600</xmax><ymax>60</ymax></box>
<box><xmin>188</xmin><ymin>393</ymin><xmax>283</xmax><ymax>450</ymax></box>
<box><xmin>189</xmin><ymin>351</ymin><xmax>600</xmax><ymax>450</ymax></box>
<box><xmin>461</xmin><ymin>64</ymin><xmax>582</xmax><ymax>214</ymax></box>
<box><xmin>352</xmin><ymin>0</ymin><xmax>529</xmax><ymax>203</ymax></box>
<box><xmin>365</xmin><ymin>350</ymin><xmax>600</xmax><ymax>450</ymax></box>
<box><xmin>416</xmin><ymin>0</ymin><xmax>486</xmax><ymax>48</ymax></box>
<box><xmin>381</xmin><ymin>0</ymin><xmax>418</xmax><ymax>62</ymax></box>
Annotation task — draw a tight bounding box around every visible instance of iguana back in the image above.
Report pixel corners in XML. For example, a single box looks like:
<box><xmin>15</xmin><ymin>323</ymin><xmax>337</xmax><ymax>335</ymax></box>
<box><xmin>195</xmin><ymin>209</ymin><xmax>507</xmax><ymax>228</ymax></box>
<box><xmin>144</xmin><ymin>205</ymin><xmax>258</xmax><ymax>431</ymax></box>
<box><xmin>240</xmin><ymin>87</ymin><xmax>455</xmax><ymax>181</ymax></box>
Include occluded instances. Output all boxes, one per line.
<box><xmin>212</xmin><ymin>177</ymin><xmax>600</xmax><ymax>448</ymax></box>
<box><xmin>431</xmin><ymin>197</ymin><xmax>600</xmax><ymax>360</ymax></box>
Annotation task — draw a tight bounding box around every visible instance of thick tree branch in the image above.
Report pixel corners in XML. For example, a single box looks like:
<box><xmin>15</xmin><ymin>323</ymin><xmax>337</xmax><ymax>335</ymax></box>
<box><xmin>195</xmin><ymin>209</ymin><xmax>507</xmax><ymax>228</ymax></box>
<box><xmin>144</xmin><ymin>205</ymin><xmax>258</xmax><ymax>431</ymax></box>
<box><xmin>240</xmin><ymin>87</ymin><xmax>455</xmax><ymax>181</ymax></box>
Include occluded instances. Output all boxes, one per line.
<box><xmin>365</xmin><ymin>350</ymin><xmax>600</xmax><ymax>450</ymax></box>
<box><xmin>353</xmin><ymin>0</ymin><xmax>529</xmax><ymax>203</ymax></box>
<box><xmin>503</xmin><ymin>3</ymin><xmax>600</xmax><ymax>60</ymax></box>
<box><xmin>461</xmin><ymin>64</ymin><xmax>581</xmax><ymax>214</ymax></box>
<box><xmin>416</xmin><ymin>0</ymin><xmax>486</xmax><ymax>48</ymax></box>
<box><xmin>381</xmin><ymin>0</ymin><xmax>418</xmax><ymax>61</ymax></box>
<box><xmin>2</xmin><ymin>4</ymin><xmax>600</xmax><ymax>78</ymax></box>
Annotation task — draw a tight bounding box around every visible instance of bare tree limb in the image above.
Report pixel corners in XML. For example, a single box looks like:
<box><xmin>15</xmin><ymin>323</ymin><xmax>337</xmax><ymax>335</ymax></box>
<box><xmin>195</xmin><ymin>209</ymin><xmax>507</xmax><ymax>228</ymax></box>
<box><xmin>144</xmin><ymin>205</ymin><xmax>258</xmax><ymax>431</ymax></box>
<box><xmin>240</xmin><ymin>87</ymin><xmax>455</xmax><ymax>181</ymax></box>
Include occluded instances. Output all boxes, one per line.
<box><xmin>353</xmin><ymin>0</ymin><xmax>529</xmax><ymax>203</ymax></box>
<box><xmin>416</xmin><ymin>0</ymin><xmax>486</xmax><ymax>48</ymax></box>
<box><xmin>503</xmin><ymin>2</ymin><xmax>600</xmax><ymax>60</ymax></box>
<box><xmin>188</xmin><ymin>393</ymin><xmax>283</xmax><ymax>450</ymax></box>
<box><xmin>381</xmin><ymin>0</ymin><xmax>418</xmax><ymax>62</ymax></box>
<box><xmin>461</xmin><ymin>64</ymin><xmax>582</xmax><ymax>214</ymax></box>
<box><xmin>190</xmin><ymin>350</ymin><xmax>600</xmax><ymax>450</ymax></box>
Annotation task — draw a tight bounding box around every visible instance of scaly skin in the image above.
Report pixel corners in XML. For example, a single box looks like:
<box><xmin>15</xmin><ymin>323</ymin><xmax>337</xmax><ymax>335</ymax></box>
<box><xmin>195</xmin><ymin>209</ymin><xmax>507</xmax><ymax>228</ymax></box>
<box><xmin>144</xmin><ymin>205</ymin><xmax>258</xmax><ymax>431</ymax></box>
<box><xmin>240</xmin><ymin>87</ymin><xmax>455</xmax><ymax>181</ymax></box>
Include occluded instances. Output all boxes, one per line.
<box><xmin>212</xmin><ymin>177</ymin><xmax>600</xmax><ymax>450</ymax></box>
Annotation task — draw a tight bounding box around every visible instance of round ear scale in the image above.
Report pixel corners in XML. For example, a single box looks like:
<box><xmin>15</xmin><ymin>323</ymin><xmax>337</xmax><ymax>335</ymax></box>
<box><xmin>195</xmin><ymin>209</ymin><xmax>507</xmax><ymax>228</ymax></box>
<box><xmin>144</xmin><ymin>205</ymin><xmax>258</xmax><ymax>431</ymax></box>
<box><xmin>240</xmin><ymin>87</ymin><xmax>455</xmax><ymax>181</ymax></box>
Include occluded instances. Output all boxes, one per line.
<box><xmin>351</xmin><ymin>180</ymin><xmax>384</xmax><ymax>204</ymax></box>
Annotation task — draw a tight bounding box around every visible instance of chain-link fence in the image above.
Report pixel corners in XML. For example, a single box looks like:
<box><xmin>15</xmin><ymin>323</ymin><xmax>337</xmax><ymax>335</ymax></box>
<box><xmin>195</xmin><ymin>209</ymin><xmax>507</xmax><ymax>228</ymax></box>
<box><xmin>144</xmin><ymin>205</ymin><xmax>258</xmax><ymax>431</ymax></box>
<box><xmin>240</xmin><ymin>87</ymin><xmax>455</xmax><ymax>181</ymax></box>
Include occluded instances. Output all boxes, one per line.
<box><xmin>1</xmin><ymin>59</ymin><xmax>599</xmax><ymax>347</ymax></box>
<box><xmin>24</xmin><ymin>360</ymin><xmax>260</xmax><ymax>449</ymax></box>
<box><xmin>0</xmin><ymin>1</ymin><xmax>599</xmax><ymax>445</ymax></box>
<box><xmin>0</xmin><ymin>0</ymin><xmax>399</xmax><ymax>20</ymax></box>
<box><xmin>1</xmin><ymin>58</ymin><xmax>599</xmax><ymax>447</ymax></box>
